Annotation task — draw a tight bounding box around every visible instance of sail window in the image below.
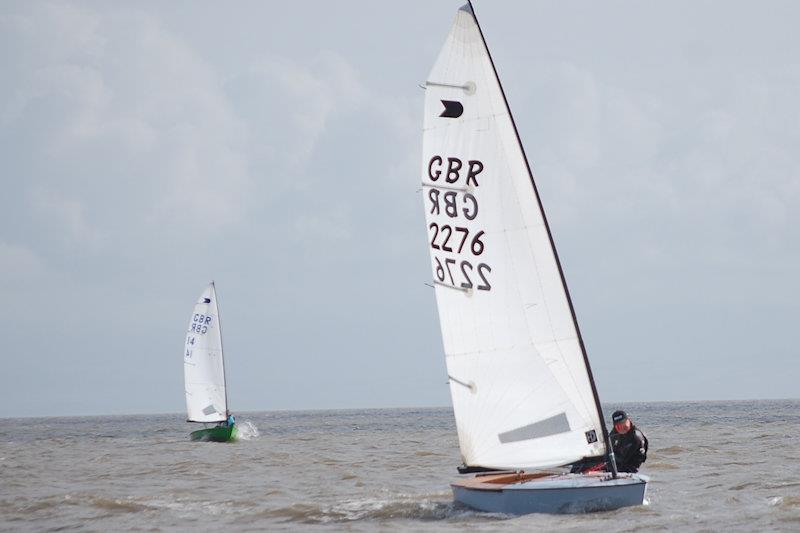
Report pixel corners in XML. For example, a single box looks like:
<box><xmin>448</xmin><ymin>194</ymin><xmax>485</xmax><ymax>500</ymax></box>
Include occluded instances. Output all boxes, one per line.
<box><xmin>497</xmin><ymin>413</ymin><xmax>571</xmax><ymax>444</ymax></box>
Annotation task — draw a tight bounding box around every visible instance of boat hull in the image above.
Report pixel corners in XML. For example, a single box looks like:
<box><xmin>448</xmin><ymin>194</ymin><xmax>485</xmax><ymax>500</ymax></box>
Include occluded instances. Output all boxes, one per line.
<box><xmin>451</xmin><ymin>471</ymin><xmax>648</xmax><ymax>514</ymax></box>
<box><xmin>189</xmin><ymin>424</ymin><xmax>237</xmax><ymax>442</ymax></box>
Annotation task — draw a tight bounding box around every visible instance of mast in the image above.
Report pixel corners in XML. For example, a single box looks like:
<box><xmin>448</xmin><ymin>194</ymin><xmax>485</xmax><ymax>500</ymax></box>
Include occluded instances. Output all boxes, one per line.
<box><xmin>212</xmin><ymin>281</ymin><xmax>230</xmax><ymax>419</ymax></box>
<box><xmin>465</xmin><ymin>0</ymin><xmax>617</xmax><ymax>476</ymax></box>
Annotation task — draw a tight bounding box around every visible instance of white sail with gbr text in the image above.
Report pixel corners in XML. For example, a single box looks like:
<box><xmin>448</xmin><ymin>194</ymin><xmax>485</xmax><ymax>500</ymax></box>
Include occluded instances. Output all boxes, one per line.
<box><xmin>184</xmin><ymin>283</ymin><xmax>227</xmax><ymax>423</ymax></box>
<box><xmin>421</xmin><ymin>4</ymin><xmax>606</xmax><ymax>470</ymax></box>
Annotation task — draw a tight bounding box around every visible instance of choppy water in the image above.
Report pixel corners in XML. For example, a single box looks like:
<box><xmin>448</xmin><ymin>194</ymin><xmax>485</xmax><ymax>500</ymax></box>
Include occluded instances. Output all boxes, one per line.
<box><xmin>1</xmin><ymin>400</ymin><xmax>798</xmax><ymax>531</ymax></box>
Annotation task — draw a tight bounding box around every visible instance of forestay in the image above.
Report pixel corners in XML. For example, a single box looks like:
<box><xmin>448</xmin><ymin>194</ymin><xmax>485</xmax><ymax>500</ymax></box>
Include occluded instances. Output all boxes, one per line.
<box><xmin>184</xmin><ymin>283</ymin><xmax>228</xmax><ymax>423</ymax></box>
<box><xmin>421</xmin><ymin>4</ymin><xmax>606</xmax><ymax>470</ymax></box>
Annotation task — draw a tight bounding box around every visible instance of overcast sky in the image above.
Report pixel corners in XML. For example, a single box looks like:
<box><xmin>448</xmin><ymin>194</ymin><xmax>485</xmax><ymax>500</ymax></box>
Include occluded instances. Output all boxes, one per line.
<box><xmin>2</xmin><ymin>1</ymin><xmax>798</xmax><ymax>417</ymax></box>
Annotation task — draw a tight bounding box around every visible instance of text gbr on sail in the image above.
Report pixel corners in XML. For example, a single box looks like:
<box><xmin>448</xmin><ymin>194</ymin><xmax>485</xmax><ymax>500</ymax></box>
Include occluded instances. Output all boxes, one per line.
<box><xmin>190</xmin><ymin>314</ymin><xmax>212</xmax><ymax>334</ymax></box>
<box><xmin>427</xmin><ymin>156</ymin><xmax>483</xmax><ymax>220</ymax></box>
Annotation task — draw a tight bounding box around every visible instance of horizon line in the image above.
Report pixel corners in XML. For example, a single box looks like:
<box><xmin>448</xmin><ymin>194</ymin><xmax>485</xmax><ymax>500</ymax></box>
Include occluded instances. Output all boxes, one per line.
<box><xmin>2</xmin><ymin>396</ymin><xmax>798</xmax><ymax>420</ymax></box>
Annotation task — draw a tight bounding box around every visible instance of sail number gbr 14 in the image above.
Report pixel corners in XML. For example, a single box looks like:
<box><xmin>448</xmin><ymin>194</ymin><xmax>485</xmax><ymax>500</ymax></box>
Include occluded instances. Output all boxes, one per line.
<box><xmin>425</xmin><ymin>154</ymin><xmax>491</xmax><ymax>292</ymax></box>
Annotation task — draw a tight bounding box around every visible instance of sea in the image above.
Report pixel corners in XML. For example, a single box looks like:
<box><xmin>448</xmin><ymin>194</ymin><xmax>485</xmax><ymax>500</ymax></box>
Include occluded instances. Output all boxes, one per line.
<box><xmin>1</xmin><ymin>400</ymin><xmax>798</xmax><ymax>532</ymax></box>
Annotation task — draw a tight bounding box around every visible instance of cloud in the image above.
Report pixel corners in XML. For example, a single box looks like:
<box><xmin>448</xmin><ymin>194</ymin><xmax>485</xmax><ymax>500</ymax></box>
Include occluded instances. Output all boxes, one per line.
<box><xmin>226</xmin><ymin>50</ymin><xmax>370</xmax><ymax>180</ymax></box>
<box><xmin>222</xmin><ymin>48</ymin><xmax>418</xmax><ymax>247</ymax></box>
<box><xmin>0</xmin><ymin>242</ymin><xmax>45</xmax><ymax>281</ymax></box>
<box><xmin>1</xmin><ymin>2</ymin><xmax>422</xmax><ymax>273</ymax></box>
<box><xmin>522</xmin><ymin>59</ymin><xmax>800</xmax><ymax>278</ymax></box>
<box><xmin>292</xmin><ymin>207</ymin><xmax>353</xmax><ymax>243</ymax></box>
<box><xmin>2</xmin><ymin>2</ymin><xmax>253</xmax><ymax>250</ymax></box>
<box><xmin>32</xmin><ymin>187</ymin><xmax>107</xmax><ymax>250</ymax></box>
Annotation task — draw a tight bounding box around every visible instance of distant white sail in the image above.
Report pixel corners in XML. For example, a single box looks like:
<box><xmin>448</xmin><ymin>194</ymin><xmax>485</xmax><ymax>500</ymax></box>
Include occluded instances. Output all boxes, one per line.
<box><xmin>422</xmin><ymin>4</ymin><xmax>606</xmax><ymax>470</ymax></box>
<box><xmin>184</xmin><ymin>283</ymin><xmax>227</xmax><ymax>423</ymax></box>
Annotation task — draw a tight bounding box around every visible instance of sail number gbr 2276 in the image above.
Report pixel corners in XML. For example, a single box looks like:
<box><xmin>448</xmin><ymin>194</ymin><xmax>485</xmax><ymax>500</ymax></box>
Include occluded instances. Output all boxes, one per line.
<box><xmin>426</xmin><ymin>155</ymin><xmax>492</xmax><ymax>291</ymax></box>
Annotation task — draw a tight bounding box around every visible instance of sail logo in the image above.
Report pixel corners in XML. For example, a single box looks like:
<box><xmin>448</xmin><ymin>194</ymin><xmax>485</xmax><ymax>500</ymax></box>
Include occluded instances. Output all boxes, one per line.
<box><xmin>439</xmin><ymin>100</ymin><xmax>464</xmax><ymax>118</ymax></box>
<box><xmin>425</xmin><ymin>155</ymin><xmax>492</xmax><ymax>291</ymax></box>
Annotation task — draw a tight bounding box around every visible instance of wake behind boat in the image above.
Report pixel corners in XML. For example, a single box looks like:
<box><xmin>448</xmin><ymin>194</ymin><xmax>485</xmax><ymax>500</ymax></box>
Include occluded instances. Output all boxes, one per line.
<box><xmin>183</xmin><ymin>282</ymin><xmax>237</xmax><ymax>442</ymax></box>
<box><xmin>420</xmin><ymin>2</ymin><xmax>647</xmax><ymax>513</ymax></box>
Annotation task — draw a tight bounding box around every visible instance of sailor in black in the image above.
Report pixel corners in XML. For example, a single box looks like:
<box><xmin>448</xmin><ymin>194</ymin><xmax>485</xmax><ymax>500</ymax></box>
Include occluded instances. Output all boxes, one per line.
<box><xmin>610</xmin><ymin>410</ymin><xmax>648</xmax><ymax>473</ymax></box>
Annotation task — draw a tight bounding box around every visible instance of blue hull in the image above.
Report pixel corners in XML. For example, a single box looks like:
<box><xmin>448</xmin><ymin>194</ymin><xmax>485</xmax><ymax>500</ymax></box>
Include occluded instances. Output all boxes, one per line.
<box><xmin>452</xmin><ymin>472</ymin><xmax>648</xmax><ymax>514</ymax></box>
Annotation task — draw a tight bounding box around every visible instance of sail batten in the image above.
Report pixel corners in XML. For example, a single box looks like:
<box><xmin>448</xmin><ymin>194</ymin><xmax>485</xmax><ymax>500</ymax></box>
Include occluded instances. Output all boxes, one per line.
<box><xmin>184</xmin><ymin>283</ymin><xmax>227</xmax><ymax>423</ymax></box>
<box><xmin>422</xmin><ymin>4</ymin><xmax>607</xmax><ymax>470</ymax></box>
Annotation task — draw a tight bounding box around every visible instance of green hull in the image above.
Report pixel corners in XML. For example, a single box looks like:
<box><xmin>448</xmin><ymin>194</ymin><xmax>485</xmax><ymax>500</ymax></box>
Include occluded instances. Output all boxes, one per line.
<box><xmin>190</xmin><ymin>424</ymin><xmax>237</xmax><ymax>442</ymax></box>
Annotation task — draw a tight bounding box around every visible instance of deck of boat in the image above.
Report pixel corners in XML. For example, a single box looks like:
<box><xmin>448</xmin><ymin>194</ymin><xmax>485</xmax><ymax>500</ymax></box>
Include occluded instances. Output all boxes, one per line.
<box><xmin>452</xmin><ymin>471</ymin><xmax>559</xmax><ymax>491</ymax></box>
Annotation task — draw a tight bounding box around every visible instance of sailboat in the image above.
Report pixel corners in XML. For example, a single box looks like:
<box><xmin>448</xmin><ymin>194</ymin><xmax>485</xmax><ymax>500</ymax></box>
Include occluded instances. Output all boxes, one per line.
<box><xmin>420</xmin><ymin>2</ymin><xmax>648</xmax><ymax>514</ymax></box>
<box><xmin>183</xmin><ymin>282</ymin><xmax>237</xmax><ymax>442</ymax></box>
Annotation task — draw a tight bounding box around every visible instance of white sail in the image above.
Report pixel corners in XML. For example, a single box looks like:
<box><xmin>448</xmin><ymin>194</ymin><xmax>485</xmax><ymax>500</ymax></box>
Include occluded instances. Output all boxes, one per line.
<box><xmin>184</xmin><ymin>282</ymin><xmax>228</xmax><ymax>423</ymax></box>
<box><xmin>421</xmin><ymin>4</ymin><xmax>606</xmax><ymax>470</ymax></box>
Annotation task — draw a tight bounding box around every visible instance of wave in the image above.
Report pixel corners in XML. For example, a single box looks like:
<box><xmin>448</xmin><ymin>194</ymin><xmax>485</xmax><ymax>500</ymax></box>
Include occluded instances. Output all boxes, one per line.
<box><xmin>141</xmin><ymin>497</ymin><xmax>237</xmax><ymax>517</ymax></box>
<box><xmin>765</xmin><ymin>482</ymin><xmax>800</xmax><ymax>490</ymax></box>
<box><xmin>12</xmin><ymin>492</ymin><xmax>249</xmax><ymax>519</ymax></box>
<box><xmin>236</xmin><ymin>420</ymin><xmax>260</xmax><ymax>441</ymax></box>
<box><xmin>12</xmin><ymin>494</ymin><xmax>154</xmax><ymax>515</ymax></box>
<box><xmin>259</xmin><ymin>493</ymin><xmax>510</xmax><ymax>523</ymax></box>
<box><xmin>769</xmin><ymin>496</ymin><xmax>800</xmax><ymax>509</ymax></box>
<box><xmin>88</xmin><ymin>496</ymin><xmax>152</xmax><ymax>513</ymax></box>
<box><xmin>644</xmin><ymin>461</ymin><xmax>679</xmax><ymax>470</ymax></box>
<box><xmin>655</xmin><ymin>445</ymin><xmax>688</xmax><ymax>455</ymax></box>
<box><xmin>730</xmin><ymin>482</ymin><xmax>759</xmax><ymax>491</ymax></box>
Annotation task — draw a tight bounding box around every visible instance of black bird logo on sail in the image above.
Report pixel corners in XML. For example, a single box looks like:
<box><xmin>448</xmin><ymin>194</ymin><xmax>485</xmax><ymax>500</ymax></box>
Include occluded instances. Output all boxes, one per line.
<box><xmin>440</xmin><ymin>100</ymin><xmax>464</xmax><ymax>118</ymax></box>
<box><xmin>203</xmin><ymin>298</ymin><xmax>211</xmax><ymax>303</ymax></box>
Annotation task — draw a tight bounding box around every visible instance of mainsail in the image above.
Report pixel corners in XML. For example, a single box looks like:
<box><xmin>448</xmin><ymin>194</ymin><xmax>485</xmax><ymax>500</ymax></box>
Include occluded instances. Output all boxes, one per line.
<box><xmin>422</xmin><ymin>3</ymin><xmax>607</xmax><ymax>470</ymax></box>
<box><xmin>184</xmin><ymin>282</ymin><xmax>228</xmax><ymax>423</ymax></box>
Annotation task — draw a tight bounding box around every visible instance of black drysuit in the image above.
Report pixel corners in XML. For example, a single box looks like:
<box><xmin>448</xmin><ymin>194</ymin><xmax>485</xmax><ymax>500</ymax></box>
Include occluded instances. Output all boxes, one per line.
<box><xmin>610</xmin><ymin>425</ymin><xmax>648</xmax><ymax>473</ymax></box>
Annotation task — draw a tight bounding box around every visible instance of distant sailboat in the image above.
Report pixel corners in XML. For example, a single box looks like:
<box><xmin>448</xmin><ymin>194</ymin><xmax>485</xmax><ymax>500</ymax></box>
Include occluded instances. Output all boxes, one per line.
<box><xmin>420</xmin><ymin>2</ymin><xmax>648</xmax><ymax>513</ymax></box>
<box><xmin>184</xmin><ymin>282</ymin><xmax>237</xmax><ymax>442</ymax></box>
